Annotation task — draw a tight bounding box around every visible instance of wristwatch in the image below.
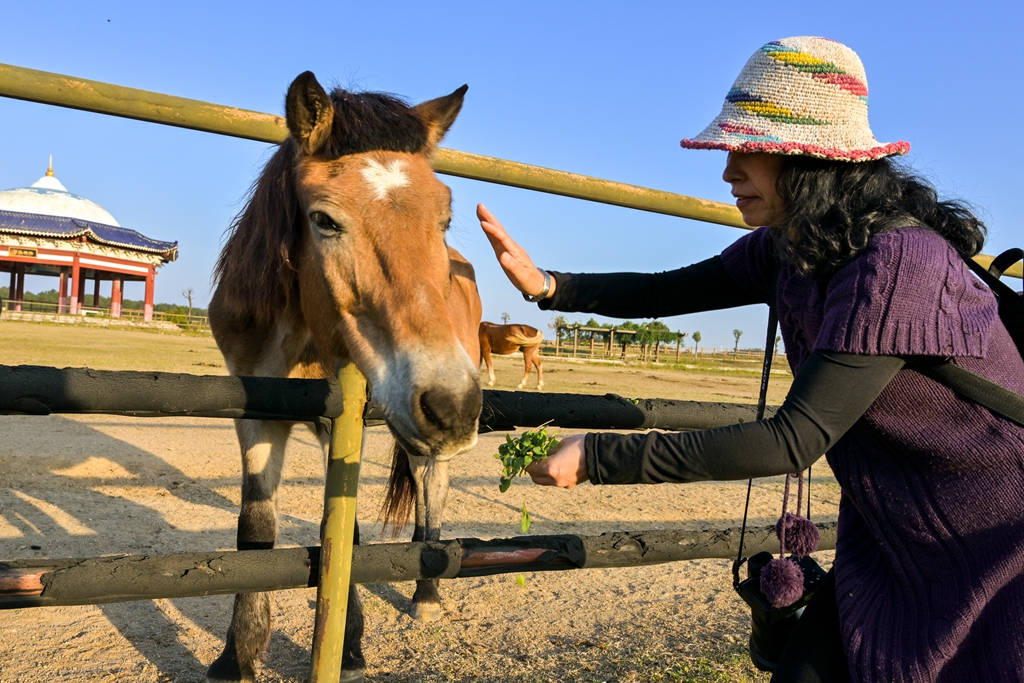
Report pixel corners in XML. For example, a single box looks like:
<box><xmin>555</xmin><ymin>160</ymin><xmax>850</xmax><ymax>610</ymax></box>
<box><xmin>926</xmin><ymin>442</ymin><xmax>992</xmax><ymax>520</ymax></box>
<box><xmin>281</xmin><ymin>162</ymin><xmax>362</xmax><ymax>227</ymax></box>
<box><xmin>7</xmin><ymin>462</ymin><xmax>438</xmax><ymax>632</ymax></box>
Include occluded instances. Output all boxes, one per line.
<box><xmin>522</xmin><ymin>269</ymin><xmax>552</xmax><ymax>302</ymax></box>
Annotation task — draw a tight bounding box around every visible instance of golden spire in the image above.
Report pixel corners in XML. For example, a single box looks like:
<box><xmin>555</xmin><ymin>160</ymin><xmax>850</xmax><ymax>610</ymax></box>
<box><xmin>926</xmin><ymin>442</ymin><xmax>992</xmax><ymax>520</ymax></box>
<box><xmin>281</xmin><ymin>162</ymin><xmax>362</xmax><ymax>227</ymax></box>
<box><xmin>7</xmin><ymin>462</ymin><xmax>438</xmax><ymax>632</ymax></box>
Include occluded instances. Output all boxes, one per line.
<box><xmin>45</xmin><ymin>154</ymin><xmax>54</xmax><ymax>177</ymax></box>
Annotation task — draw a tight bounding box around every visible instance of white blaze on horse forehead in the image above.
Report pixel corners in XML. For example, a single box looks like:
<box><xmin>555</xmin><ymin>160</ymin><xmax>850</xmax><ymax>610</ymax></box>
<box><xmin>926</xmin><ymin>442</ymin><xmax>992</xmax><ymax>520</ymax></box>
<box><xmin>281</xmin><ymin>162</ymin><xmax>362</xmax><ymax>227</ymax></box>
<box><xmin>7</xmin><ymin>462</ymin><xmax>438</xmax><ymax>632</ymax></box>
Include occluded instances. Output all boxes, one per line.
<box><xmin>360</xmin><ymin>158</ymin><xmax>411</xmax><ymax>200</ymax></box>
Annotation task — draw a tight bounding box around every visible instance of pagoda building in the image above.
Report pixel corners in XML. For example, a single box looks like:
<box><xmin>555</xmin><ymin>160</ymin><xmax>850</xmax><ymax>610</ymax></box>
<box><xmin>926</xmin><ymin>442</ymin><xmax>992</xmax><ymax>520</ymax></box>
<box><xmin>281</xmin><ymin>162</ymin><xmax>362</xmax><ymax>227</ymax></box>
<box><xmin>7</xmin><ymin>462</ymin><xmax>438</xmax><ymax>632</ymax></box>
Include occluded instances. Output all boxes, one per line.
<box><xmin>0</xmin><ymin>160</ymin><xmax>177</xmax><ymax>321</ymax></box>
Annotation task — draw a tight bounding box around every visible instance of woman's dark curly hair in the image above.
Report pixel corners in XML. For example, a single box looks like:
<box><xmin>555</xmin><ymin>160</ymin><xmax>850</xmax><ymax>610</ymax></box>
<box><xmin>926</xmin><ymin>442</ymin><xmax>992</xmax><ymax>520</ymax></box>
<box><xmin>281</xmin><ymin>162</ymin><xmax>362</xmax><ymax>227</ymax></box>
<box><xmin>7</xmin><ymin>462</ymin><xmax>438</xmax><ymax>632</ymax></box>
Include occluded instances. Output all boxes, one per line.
<box><xmin>773</xmin><ymin>156</ymin><xmax>987</xmax><ymax>277</ymax></box>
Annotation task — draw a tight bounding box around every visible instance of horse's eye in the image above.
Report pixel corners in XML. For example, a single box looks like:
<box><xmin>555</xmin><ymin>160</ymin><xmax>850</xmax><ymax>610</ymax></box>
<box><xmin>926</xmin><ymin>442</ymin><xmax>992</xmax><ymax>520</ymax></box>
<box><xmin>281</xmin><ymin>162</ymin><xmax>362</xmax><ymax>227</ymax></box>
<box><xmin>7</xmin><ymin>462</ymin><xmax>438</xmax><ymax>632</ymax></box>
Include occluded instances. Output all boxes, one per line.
<box><xmin>440</xmin><ymin>217</ymin><xmax>452</xmax><ymax>233</ymax></box>
<box><xmin>310</xmin><ymin>210</ymin><xmax>342</xmax><ymax>234</ymax></box>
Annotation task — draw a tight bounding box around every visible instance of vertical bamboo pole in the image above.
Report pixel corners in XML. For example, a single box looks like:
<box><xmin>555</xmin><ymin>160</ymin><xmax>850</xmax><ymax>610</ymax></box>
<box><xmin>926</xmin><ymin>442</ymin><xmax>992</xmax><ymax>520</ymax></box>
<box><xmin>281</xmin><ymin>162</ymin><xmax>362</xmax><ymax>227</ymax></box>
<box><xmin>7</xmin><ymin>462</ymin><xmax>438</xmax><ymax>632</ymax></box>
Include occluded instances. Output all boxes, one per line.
<box><xmin>310</xmin><ymin>363</ymin><xmax>367</xmax><ymax>681</ymax></box>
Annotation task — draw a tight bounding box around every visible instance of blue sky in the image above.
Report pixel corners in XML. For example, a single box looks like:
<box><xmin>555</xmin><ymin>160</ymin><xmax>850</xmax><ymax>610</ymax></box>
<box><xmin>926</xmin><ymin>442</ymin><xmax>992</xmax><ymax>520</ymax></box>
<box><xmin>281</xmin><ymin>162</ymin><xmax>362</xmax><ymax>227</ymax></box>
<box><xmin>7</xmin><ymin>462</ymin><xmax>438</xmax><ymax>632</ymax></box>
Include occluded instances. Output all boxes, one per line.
<box><xmin>3</xmin><ymin>1</ymin><xmax>1020</xmax><ymax>350</ymax></box>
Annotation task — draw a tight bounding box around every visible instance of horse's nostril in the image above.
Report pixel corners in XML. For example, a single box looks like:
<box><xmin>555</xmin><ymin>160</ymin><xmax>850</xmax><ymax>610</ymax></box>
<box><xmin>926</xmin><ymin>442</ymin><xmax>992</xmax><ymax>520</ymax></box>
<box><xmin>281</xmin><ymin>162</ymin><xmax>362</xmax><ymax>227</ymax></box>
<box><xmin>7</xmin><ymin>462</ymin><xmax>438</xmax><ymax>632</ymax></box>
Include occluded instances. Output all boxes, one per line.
<box><xmin>418</xmin><ymin>386</ymin><xmax>480</xmax><ymax>433</ymax></box>
<box><xmin>419</xmin><ymin>388</ymin><xmax>451</xmax><ymax>431</ymax></box>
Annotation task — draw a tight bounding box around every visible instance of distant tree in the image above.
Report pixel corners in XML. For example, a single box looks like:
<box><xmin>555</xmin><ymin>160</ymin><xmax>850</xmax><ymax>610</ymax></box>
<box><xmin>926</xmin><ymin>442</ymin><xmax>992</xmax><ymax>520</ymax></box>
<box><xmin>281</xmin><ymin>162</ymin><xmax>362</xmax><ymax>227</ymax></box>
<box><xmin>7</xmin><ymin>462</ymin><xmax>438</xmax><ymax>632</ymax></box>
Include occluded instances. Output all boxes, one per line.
<box><xmin>550</xmin><ymin>315</ymin><xmax>570</xmax><ymax>342</ymax></box>
<box><xmin>775</xmin><ymin>334</ymin><xmax>782</xmax><ymax>355</ymax></box>
<box><xmin>692</xmin><ymin>331</ymin><xmax>702</xmax><ymax>354</ymax></box>
<box><xmin>615</xmin><ymin>320</ymin><xmax>640</xmax><ymax>357</ymax></box>
<box><xmin>675</xmin><ymin>331</ymin><xmax>688</xmax><ymax>361</ymax></box>
<box><xmin>500</xmin><ymin>311</ymin><xmax>510</xmax><ymax>324</ymax></box>
<box><xmin>732</xmin><ymin>329</ymin><xmax>743</xmax><ymax>354</ymax></box>
<box><xmin>632</xmin><ymin>321</ymin><xmax>674</xmax><ymax>361</ymax></box>
<box><xmin>182</xmin><ymin>288</ymin><xmax>194</xmax><ymax>319</ymax></box>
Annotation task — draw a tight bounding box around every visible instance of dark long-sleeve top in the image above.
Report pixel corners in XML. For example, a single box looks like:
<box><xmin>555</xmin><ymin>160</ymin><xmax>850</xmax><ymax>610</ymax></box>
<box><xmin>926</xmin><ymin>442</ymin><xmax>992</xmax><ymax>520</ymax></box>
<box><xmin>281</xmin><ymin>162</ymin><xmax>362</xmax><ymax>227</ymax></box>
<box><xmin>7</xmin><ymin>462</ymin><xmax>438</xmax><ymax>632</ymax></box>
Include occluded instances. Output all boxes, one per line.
<box><xmin>539</xmin><ymin>226</ymin><xmax>1024</xmax><ymax>681</ymax></box>
<box><xmin>540</xmin><ymin>255</ymin><xmax>904</xmax><ymax>483</ymax></box>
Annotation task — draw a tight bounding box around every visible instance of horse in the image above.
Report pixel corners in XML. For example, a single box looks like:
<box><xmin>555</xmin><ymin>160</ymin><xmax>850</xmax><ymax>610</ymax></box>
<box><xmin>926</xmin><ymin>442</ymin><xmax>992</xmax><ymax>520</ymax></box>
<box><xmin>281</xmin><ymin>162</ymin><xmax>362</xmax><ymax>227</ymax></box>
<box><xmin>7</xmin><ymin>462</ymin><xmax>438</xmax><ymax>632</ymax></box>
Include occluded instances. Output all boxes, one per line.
<box><xmin>478</xmin><ymin>321</ymin><xmax>544</xmax><ymax>390</ymax></box>
<box><xmin>205</xmin><ymin>71</ymin><xmax>482</xmax><ymax>683</ymax></box>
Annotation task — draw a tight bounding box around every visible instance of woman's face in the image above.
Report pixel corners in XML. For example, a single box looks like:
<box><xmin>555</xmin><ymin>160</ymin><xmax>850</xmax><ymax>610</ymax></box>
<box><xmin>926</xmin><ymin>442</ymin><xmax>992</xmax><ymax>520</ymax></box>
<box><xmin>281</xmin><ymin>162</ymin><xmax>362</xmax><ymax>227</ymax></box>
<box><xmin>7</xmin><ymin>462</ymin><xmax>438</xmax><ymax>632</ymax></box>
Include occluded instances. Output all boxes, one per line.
<box><xmin>722</xmin><ymin>152</ymin><xmax>786</xmax><ymax>228</ymax></box>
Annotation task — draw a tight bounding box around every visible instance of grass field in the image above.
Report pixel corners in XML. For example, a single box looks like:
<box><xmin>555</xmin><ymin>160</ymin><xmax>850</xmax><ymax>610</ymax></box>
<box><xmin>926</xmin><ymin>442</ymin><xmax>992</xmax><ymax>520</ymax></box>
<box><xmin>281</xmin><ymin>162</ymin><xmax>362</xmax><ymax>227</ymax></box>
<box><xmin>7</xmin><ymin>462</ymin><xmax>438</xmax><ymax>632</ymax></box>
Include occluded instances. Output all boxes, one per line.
<box><xmin>0</xmin><ymin>320</ymin><xmax>227</xmax><ymax>374</ymax></box>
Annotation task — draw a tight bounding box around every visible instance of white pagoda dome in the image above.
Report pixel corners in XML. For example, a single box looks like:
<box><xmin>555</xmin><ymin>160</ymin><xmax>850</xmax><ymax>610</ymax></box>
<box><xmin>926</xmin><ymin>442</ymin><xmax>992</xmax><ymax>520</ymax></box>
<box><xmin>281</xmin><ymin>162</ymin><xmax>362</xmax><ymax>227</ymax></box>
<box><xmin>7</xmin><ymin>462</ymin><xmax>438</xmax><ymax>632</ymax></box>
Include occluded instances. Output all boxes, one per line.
<box><xmin>0</xmin><ymin>158</ymin><xmax>121</xmax><ymax>226</ymax></box>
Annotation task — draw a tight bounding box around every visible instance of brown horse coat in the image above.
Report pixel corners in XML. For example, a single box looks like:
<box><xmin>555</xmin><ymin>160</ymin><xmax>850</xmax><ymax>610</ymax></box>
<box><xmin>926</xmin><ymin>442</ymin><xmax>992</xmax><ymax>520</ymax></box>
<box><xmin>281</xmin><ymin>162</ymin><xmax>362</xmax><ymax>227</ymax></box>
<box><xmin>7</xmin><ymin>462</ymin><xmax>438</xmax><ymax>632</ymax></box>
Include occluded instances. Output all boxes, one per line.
<box><xmin>479</xmin><ymin>321</ymin><xmax>544</xmax><ymax>390</ymax></box>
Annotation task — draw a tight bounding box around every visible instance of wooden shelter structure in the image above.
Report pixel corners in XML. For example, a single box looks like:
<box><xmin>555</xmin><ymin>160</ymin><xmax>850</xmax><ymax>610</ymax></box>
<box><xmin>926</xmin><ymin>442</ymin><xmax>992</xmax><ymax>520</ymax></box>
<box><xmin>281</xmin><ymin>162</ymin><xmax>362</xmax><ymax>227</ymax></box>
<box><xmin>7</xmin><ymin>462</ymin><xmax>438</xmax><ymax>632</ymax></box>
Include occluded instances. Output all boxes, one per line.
<box><xmin>0</xmin><ymin>160</ymin><xmax>177</xmax><ymax>320</ymax></box>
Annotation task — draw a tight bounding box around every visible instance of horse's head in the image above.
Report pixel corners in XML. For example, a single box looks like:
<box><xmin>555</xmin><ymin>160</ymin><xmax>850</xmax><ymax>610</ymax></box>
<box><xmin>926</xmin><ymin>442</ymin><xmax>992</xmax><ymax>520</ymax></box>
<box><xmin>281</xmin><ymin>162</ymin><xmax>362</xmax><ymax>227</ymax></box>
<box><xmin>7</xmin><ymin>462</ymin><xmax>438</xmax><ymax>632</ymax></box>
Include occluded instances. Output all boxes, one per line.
<box><xmin>284</xmin><ymin>72</ymin><xmax>480</xmax><ymax>460</ymax></box>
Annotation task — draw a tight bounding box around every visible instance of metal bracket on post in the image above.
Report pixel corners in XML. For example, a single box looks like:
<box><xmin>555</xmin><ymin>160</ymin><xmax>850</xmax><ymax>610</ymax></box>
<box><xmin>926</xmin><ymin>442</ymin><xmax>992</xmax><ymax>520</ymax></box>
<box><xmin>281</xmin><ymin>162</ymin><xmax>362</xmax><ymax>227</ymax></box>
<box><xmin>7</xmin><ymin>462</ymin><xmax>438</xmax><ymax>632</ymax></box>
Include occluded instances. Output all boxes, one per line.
<box><xmin>310</xmin><ymin>363</ymin><xmax>367</xmax><ymax>681</ymax></box>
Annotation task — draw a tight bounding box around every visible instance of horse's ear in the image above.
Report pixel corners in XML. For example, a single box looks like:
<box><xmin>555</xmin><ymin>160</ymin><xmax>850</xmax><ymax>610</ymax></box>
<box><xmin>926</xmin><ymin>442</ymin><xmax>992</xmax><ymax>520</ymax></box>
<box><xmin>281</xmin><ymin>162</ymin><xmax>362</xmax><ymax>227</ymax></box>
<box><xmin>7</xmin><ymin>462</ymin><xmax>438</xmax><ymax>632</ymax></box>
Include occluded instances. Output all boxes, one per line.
<box><xmin>285</xmin><ymin>71</ymin><xmax>335</xmax><ymax>155</ymax></box>
<box><xmin>414</xmin><ymin>84</ymin><xmax>468</xmax><ymax>150</ymax></box>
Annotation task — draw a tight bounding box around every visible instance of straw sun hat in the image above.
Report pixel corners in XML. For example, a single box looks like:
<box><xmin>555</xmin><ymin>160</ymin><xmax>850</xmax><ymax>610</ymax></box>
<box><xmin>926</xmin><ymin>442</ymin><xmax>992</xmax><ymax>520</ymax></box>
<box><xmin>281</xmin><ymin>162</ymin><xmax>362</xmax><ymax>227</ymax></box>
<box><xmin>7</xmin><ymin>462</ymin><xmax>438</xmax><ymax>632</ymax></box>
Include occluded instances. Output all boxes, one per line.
<box><xmin>681</xmin><ymin>36</ymin><xmax>910</xmax><ymax>162</ymax></box>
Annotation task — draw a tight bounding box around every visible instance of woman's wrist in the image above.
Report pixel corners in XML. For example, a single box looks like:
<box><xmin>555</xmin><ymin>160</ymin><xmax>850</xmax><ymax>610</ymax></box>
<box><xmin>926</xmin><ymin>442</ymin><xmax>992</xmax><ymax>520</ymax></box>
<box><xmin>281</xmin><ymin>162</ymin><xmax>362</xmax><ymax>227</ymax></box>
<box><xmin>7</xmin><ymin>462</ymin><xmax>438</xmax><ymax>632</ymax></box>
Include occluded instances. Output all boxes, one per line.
<box><xmin>522</xmin><ymin>268</ymin><xmax>553</xmax><ymax>302</ymax></box>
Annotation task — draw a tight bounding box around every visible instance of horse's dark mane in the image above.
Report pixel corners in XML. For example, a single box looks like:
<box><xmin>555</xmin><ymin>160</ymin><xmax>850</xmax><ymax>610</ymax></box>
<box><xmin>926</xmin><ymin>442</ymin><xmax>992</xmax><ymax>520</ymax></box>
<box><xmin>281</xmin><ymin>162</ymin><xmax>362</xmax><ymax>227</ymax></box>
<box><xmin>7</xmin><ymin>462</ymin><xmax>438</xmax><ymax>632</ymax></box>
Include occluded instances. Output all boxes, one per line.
<box><xmin>319</xmin><ymin>88</ymin><xmax>428</xmax><ymax>157</ymax></box>
<box><xmin>213</xmin><ymin>88</ymin><xmax>429</xmax><ymax>326</ymax></box>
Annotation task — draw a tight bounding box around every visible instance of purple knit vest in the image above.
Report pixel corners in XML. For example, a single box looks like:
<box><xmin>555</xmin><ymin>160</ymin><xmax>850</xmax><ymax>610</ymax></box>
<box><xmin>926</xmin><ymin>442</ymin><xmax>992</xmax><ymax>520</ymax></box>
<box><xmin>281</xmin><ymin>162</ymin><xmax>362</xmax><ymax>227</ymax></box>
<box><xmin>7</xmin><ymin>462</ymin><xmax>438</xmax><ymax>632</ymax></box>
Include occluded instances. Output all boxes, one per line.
<box><xmin>721</xmin><ymin>226</ymin><xmax>1024</xmax><ymax>682</ymax></box>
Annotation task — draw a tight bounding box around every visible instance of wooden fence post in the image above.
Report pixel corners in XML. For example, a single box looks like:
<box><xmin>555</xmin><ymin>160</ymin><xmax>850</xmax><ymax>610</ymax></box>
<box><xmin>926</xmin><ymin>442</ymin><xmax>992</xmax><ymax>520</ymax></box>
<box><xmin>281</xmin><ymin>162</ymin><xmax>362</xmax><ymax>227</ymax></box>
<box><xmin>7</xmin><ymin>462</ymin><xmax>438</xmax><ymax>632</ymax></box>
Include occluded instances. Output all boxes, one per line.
<box><xmin>310</xmin><ymin>363</ymin><xmax>366</xmax><ymax>681</ymax></box>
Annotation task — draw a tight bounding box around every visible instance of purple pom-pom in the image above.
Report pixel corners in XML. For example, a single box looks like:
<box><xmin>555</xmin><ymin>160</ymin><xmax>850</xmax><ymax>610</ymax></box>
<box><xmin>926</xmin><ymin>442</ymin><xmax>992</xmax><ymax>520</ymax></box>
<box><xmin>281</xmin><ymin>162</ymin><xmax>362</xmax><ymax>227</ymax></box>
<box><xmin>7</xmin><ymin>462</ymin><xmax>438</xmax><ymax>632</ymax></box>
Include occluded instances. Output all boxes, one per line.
<box><xmin>776</xmin><ymin>513</ymin><xmax>820</xmax><ymax>557</ymax></box>
<box><xmin>760</xmin><ymin>557</ymin><xmax>804</xmax><ymax>608</ymax></box>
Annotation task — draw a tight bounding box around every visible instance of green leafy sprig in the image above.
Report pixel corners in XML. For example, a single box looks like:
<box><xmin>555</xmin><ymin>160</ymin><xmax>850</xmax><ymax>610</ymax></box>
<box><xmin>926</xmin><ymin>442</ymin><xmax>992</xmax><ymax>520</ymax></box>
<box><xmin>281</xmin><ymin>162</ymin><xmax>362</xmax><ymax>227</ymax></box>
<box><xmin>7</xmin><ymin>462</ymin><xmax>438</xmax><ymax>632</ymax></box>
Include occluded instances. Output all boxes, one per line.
<box><xmin>494</xmin><ymin>428</ymin><xmax>560</xmax><ymax>493</ymax></box>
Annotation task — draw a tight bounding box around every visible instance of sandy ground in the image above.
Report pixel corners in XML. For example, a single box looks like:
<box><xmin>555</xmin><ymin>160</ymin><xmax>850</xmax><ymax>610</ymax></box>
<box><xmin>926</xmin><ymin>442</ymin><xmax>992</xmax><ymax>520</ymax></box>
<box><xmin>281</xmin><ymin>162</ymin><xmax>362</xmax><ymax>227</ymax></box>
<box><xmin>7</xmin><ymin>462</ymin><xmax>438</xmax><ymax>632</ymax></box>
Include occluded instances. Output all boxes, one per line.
<box><xmin>0</xmin><ymin>355</ymin><xmax>838</xmax><ymax>682</ymax></box>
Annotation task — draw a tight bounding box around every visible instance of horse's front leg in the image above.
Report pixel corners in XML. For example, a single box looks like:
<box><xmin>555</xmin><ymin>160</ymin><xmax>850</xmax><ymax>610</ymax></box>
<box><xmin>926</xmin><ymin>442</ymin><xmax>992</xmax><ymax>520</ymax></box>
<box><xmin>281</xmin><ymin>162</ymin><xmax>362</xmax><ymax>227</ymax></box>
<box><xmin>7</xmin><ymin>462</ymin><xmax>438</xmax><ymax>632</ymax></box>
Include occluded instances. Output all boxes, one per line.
<box><xmin>206</xmin><ymin>419</ymin><xmax>291</xmax><ymax>683</ymax></box>
<box><xmin>407</xmin><ymin>454</ymin><xmax>451</xmax><ymax>621</ymax></box>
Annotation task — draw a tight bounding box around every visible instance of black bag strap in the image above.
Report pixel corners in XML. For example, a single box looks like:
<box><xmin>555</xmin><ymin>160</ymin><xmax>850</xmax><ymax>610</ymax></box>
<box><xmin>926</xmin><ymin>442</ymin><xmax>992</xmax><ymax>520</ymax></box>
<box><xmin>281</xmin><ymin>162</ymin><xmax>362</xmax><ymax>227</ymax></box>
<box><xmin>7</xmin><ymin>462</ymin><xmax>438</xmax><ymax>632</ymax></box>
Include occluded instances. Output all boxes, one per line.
<box><xmin>964</xmin><ymin>249</ymin><xmax>1023</xmax><ymax>303</ymax></box>
<box><xmin>918</xmin><ymin>248</ymin><xmax>1024</xmax><ymax>427</ymax></box>
<box><xmin>732</xmin><ymin>307</ymin><xmax>779</xmax><ymax>588</ymax></box>
<box><xmin>917</xmin><ymin>361</ymin><xmax>1024</xmax><ymax>427</ymax></box>
<box><xmin>986</xmin><ymin>247</ymin><xmax>1024</xmax><ymax>281</ymax></box>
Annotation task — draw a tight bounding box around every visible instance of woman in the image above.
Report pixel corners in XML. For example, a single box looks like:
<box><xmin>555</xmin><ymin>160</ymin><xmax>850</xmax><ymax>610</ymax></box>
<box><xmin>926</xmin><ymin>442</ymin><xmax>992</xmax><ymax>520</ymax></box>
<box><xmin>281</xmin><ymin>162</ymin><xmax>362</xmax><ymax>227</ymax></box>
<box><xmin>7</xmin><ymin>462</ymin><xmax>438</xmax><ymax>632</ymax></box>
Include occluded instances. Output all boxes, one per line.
<box><xmin>478</xmin><ymin>36</ymin><xmax>1024</xmax><ymax>682</ymax></box>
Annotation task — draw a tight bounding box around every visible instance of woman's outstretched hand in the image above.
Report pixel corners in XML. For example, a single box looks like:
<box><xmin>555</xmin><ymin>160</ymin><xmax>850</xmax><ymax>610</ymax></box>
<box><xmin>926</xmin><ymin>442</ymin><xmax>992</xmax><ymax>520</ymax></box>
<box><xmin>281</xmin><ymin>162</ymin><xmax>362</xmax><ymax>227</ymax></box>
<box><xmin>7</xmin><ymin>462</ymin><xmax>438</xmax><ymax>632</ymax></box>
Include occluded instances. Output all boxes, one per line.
<box><xmin>525</xmin><ymin>433</ymin><xmax>588</xmax><ymax>488</ymax></box>
<box><xmin>477</xmin><ymin>203</ymin><xmax>552</xmax><ymax>299</ymax></box>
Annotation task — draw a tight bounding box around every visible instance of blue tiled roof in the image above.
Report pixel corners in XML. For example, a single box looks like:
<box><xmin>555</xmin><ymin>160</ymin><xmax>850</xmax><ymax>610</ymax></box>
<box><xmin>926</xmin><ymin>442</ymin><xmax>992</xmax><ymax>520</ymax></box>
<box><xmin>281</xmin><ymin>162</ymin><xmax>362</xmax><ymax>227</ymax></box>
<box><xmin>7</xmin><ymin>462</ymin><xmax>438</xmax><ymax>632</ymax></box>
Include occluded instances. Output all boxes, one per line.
<box><xmin>0</xmin><ymin>209</ymin><xmax>178</xmax><ymax>261</ymax></box>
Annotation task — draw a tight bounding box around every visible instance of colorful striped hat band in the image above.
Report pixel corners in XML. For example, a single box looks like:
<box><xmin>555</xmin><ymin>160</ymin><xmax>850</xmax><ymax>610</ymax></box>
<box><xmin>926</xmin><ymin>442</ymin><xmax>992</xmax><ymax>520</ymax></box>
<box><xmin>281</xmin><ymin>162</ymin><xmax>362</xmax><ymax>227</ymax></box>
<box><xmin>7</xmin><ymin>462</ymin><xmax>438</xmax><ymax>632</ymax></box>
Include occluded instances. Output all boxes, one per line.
<box><xmin>681</xmin><ymin>36</ymin><xmax>910</xmax><ymax>162</ymax></box>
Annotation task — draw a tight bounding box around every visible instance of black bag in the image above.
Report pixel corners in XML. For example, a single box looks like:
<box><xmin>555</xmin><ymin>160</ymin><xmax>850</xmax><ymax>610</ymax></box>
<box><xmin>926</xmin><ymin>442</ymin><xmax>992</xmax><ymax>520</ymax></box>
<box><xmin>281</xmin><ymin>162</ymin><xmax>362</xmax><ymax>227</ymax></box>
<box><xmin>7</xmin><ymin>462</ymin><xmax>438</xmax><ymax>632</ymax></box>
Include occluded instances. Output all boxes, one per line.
<box><xmin>735</xmin><ymin>551</ymin><xmax>829</xmax><ymax>672</ymax></box>
<box><xmin>917</xmin><ymin>248</ymin><xmax>1024</xmax><ymax>427</ymax></box>
<box><xmin>732</xmin><ymin>310</ymin><xmax>829</xmax><ymax>672</ymax></box>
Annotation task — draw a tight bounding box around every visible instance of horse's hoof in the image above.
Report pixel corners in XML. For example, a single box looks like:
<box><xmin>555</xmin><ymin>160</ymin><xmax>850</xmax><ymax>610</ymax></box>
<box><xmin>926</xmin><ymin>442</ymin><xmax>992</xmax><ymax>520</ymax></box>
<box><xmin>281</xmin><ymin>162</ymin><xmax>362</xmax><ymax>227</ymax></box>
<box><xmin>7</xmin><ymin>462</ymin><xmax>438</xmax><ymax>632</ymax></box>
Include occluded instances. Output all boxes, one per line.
<box><xmin>411</xmin><ymin>601</ymin><xmax>442</xmax><ymax>621</ymax></box>
<box><xmin>205</xmin><ymin>669</ymin><xmax>253</xmax><ymax>683</ymax></box>
<box><xmin>205</xmin><ymin>652</ymin><xmax>254</xmax><ymax>683</ymax></box>
<box><xmin>339</xmin><ymin>663</ymin><xmax>366</xmax><ymax>683</ymax></box>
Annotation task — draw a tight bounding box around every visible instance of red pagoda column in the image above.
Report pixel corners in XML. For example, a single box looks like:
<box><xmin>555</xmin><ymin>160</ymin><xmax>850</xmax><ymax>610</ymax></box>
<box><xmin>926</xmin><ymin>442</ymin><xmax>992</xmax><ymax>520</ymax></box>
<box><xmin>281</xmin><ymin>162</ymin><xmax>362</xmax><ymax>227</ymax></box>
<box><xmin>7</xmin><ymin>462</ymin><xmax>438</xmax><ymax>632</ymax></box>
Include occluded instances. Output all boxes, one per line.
<box><xmin>7</xmin><ymin>270</ymin><xmax>14</xmax><ymax>311</ymax></box>
<box><xmin>111</xmin><ymin>278</ymin><xmax>123</xmax><ymax>318</ymax></box>
<box><xmin>58</xmin><ymin>268</ymin><xmax>68</xmax><ymax>314</ymax></box>
<box><xmin>143</xmin><ymin>268</ymin><xmax>155</xmax><ymax>321</ymax></box>
<box><xmin>70</xmin><ymin>258</ymin><xmax>81</xmax><ymax>315</ymax></box>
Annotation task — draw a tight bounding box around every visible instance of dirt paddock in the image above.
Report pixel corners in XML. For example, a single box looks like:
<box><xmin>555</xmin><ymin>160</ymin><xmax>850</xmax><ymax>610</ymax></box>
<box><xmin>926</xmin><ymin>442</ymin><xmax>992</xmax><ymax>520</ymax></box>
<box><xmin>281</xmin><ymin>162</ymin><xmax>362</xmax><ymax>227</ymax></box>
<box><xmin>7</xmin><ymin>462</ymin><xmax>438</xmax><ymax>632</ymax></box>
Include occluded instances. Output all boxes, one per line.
<box><xmin>0</xmin><ymin>334</ymin><xmax>837</xmax><ymax>682</ymax></box>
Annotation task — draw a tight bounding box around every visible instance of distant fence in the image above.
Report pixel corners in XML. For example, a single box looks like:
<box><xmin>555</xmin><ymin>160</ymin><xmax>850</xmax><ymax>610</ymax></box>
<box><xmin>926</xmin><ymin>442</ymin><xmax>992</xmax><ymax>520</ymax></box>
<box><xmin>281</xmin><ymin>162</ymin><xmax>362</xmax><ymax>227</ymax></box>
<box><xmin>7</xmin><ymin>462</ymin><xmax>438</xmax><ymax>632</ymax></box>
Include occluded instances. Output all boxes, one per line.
<box><xmin>0</xmin><ymin>298</ymin><xmax>208</xmax><ymax>330</ymax></box>
<box><xmin>546</xmin><ymin>324</ymin><xmax>784</xmax><ymax>363</ymax></box>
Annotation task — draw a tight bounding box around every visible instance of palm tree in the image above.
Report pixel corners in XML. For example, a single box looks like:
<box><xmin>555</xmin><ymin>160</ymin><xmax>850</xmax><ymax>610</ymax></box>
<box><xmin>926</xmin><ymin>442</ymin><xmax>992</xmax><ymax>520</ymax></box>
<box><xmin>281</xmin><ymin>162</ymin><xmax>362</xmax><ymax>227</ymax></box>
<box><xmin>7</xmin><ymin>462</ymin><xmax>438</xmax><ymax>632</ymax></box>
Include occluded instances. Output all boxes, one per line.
<box><xmin>692</xmin><ymin>331</ymin><xmax>701</xmax><ymax>354</ymax></box>
<box><xmin>501</xmin><ymin>312</ymin><xmax>511</xmax><ymax>324</ymax></box>
<box><xmin>675</xmin><ymin>331</ymin><xmax>688</xmax><ymax>361</ymax></box>
<box><xmin>732</xmin><ymin>329</ymin><xmax>743</xmax><ymax>355</ymax></box>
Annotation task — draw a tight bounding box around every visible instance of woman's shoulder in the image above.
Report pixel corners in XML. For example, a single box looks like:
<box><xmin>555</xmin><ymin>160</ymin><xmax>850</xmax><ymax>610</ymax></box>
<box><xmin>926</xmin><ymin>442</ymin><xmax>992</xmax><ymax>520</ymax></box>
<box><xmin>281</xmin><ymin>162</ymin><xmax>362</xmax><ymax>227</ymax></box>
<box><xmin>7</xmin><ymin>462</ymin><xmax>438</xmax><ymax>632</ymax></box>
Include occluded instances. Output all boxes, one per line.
<box><xmin>862</xmin><ymin>224</ymin><xmax>956</xmax><ymax>263</ymax></box>
<box><xmin>835</xmin><ymin>225</ymin><xmax>975</xmax><ymax>301</ymax></box>
<box><xmin>836</xmin><ymin>225</ymin><xmax>964</xmax><ymax>287</ymax></box>
<box><xmin>818</xmin><ymin>225</ymin><xmax>996</xmax><ymax>357</ymax></box>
